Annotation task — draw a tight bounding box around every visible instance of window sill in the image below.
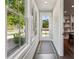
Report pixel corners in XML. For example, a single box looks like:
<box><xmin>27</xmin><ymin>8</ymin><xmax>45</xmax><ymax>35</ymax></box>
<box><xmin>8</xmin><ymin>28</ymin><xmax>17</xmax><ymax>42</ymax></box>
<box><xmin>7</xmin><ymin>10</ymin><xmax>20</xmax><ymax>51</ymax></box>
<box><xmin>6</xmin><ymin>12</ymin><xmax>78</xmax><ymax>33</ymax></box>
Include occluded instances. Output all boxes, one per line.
<box><xmin>8</xmin><ymin>43</ymin><xmax>30</xmax><ymax>59</ymax></box>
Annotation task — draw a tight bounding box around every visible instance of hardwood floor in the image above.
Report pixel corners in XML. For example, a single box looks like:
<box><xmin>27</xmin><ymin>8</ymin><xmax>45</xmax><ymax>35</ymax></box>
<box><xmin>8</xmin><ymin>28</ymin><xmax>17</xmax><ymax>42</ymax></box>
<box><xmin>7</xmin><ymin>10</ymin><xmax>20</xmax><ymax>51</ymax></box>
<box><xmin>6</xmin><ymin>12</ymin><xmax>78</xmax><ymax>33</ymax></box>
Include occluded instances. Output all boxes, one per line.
<box><xmin>60</xmin><ymin>41</ymin><xmax>74</xmax><ymax>59</ymax></box>
<box><xmin>60</xmin><ymin>50</ymin><xmax>74</xmax><ymax>59</ymax></box>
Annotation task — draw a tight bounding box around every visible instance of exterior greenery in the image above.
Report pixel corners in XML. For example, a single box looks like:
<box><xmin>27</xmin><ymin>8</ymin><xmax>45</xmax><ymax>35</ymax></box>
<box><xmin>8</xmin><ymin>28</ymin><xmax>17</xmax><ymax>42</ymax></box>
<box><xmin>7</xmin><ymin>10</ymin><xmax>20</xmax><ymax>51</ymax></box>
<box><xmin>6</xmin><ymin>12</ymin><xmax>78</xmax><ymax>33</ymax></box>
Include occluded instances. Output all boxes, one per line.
<box><xmin>6</xmin><ymin>0</ymin><xmax>25</xmax><ymax>45</ymax></box>
<box><xmin>13</xmin><ymin>33</ymin><xmax>25</xmax><ymax>45</ymax></box>
<box><xmin>6</xmin><ymin>0</ymin><xmax>24</xmax><ymax>14</ymax></box>
<box><xmin>7</xmin><ymin>0</ymin><xmax>25</xmax><ymax>31</ymax></box>
<box><xmin>7</xmin><ymin>11</ymin><xmax>25</xmax><ymax>31</ymax></box>
<box><xmin>42</xmin><ymin>19</ymin><xmax>49</xmax><ymax>28</ymax></box>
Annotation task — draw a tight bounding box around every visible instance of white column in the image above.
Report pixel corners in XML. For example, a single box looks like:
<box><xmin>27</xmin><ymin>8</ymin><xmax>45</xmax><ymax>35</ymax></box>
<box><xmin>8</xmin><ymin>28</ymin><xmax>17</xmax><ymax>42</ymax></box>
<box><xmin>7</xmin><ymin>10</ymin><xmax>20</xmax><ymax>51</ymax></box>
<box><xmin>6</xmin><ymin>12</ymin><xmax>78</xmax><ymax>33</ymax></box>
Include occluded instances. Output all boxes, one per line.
<box><xmin>59</xmin><ymin>0</ymin><xmax>64</xmax><ymax>56</ymax></box>
<box><xmin>37</xmin><ymin>11</ymin><xmax>40</xmax><ymax>39</ymax></box>
<box><xmin>39</xmin><ymin>12</ymin><xmax>42</xmax><ymax>39</ymax></box>
<box><xmin>49</xmin><ymin>12</ymin><xmax>53</xmax><ymax>39</ymax></box>
<box><xmin>25</xmin><ymin>0</ymin><xmax>28</xmax><ymax>44</ymax></box>
<box><xmin>25</xmin><ymin>0</ymin><xmax>32</xmax><ymax>44</ymax></box>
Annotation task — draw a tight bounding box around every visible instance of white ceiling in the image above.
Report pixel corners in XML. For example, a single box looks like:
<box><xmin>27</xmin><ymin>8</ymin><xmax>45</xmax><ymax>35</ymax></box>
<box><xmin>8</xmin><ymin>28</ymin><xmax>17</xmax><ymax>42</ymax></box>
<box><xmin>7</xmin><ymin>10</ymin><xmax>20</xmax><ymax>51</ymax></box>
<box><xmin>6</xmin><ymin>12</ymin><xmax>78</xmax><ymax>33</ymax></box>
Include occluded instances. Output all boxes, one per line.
<box><xmin>35</xmin><ymin>0</ymin><xmax>57</xmax><ymax>11</ymax></box>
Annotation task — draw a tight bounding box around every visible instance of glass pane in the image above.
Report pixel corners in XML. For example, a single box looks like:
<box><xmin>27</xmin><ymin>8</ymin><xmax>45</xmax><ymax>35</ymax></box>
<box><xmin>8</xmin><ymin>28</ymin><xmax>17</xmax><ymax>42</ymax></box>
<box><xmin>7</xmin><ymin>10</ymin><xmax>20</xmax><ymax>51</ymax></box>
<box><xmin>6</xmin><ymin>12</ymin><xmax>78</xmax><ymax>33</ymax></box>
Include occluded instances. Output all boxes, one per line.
<box><xmin>8</xmin><ymin>0</ymin><xmax>18</xmax><ymax>12</ymax></box>
<box><xmin>6</xmin><ymin>0</ymin><xmax>26</xmax><ymax>57</ymax></box>
<box><xmin>42</xmin><ymin>16</ymin><xmax>49</xmax><ymax>28</ymax></box>
<box><xmin>7</xmin><ymin>11</ymin><xmax>20</xmax><ymax>56</ymax></box>
<box><xmin>7</xmin><ymin>0</ymin><xmax>24</xmax><ymax>14</ymax></box>
<box><xmin>19</xmin><ymin>16</ymin><xmax>26</xmax><ymax>45</ymax></box>
<box><xmin>42</xmin><ymin>16</ymin><xmax>49</xmax><ymax>37</ymax></box>
<box><xmin>18</xmin><ymin>0</ymin><xmax>24</xmax><ymax>15</ymax></box>
<box><xmin>5</xmin><ymin>0</ymin><xmax>8</xmax><ymax>5</ymax></box>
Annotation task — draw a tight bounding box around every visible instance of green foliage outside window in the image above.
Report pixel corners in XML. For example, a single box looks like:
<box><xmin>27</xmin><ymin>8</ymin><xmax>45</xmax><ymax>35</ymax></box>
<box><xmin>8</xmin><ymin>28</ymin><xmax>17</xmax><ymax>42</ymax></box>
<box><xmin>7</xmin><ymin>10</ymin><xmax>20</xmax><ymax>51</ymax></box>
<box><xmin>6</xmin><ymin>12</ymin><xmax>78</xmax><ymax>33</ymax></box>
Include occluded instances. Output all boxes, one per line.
<box><xmin>7</xmin><ymin>12</ymin><xmax>25</xmax><ymax>31</ymax></box>
<box><xmin>6</xmin><ymin>0</ymin><xmax>24</xmax><ymax>15</ymax></box>
<box><xmin>13</xmin><ymin>33</ymin><xmax>25</xmax><ymax>45</ymax></box>
<box><xmin>6</xmin><ymin>0</ymin><xmax>25</xmax><ymax>56</ymax></box>
<box><xmin>42</xmin><ymin>20</ymin><xmax>49</xmax><ymax>28</ymax></box>
<box><xmin>6</xmin><ymin>0</ymin><xmax>25</xmax><ymax>31</ymax></box>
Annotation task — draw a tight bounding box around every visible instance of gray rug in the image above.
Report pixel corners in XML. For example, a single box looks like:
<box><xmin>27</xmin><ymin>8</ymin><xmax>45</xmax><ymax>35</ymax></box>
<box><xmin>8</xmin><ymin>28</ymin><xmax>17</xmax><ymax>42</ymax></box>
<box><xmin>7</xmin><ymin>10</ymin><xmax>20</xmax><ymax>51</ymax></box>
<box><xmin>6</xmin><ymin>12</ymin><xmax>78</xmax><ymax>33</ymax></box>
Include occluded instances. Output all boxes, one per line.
<box><xmin>33</xmin><ymin>41</ymin><xmax>58</xmax><ymax>59</ymax></box>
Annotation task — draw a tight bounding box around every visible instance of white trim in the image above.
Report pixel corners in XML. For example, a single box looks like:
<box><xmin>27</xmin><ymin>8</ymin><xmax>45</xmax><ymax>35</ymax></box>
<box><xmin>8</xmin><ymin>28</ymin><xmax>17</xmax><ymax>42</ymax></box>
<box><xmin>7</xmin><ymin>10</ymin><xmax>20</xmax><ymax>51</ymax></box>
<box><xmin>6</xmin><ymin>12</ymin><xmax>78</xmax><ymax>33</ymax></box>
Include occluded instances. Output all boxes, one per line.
<box><xmin>23</xmin><ymin>39</ymin><xmax>39</xmax><ymax>59</ymax></box>
<box><xmin>8</xmin><ymin>44</ymin><xmax>29</xmax><ymax>59</ymax></box>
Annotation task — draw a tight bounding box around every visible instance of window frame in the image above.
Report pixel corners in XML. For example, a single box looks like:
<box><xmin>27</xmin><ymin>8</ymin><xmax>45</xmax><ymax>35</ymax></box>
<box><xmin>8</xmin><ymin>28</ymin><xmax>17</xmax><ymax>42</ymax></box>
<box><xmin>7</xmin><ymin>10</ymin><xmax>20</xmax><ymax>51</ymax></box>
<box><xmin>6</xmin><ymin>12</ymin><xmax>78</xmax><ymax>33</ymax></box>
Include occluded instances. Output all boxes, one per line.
<box><xmin>6</xmin><ymin>0</ymin><xmax>28</xmax><ymax>57</ymax></box>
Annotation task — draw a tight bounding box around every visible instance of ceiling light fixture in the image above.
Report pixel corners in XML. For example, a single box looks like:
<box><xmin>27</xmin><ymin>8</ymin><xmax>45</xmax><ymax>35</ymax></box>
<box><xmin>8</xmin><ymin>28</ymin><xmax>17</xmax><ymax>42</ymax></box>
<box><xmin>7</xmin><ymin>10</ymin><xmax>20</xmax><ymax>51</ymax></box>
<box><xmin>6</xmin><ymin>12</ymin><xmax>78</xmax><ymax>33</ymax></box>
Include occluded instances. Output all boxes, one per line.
<box><xmin>72</xmin><ymin>5</ymin><xmax>74</xmax><ymax>7</ymax></box>
<box><xmin>44</xmin><ymin>1</ymin><xmax>48</xmax><ymax>4</ymax></box>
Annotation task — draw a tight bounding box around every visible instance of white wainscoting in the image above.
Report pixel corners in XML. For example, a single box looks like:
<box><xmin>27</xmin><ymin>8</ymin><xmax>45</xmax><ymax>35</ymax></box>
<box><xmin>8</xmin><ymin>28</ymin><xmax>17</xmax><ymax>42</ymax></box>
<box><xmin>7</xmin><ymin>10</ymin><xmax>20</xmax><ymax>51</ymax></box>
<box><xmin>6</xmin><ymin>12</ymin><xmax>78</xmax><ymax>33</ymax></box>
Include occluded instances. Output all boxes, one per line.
<box><xmin>8</xmin><ymin>37</ymin><xmax>39</xmax><ymax>59</ymax></box>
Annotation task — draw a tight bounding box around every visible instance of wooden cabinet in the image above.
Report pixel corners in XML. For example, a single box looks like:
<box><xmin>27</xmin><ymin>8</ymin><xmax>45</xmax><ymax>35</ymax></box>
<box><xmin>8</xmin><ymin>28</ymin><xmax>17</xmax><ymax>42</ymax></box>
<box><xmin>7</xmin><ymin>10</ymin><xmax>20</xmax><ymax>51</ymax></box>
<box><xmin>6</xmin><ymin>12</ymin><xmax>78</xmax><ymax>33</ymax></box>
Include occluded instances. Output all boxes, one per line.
<box><xmin>64</xmin><ymin>15</ymin><xmax>71</xmax><ymax>40</ymax></box>
<box><xmin>64</xmin><ymin>15</ymin><xmax>74</xmax><ymax>39</ymax></box>
<box><xmin>64</xmin><ymin>15</ymin><xmax>74</xmax><ymax>52</ymax></box>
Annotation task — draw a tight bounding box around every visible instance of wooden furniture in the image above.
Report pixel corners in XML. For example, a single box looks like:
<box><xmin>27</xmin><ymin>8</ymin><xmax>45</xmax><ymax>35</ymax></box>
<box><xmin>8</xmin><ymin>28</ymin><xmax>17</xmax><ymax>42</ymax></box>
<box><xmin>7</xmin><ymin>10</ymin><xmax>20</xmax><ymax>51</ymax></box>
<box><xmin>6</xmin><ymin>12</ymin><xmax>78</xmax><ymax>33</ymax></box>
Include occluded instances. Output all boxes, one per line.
<box><xmin>64</xmin><ymin>15</ymin><xmax>71</xmax><ymax>40</ymax></box>
<box><xmin>69</xmin><ymin>32</ymin><xmax>74</xmax><ymax>46</ymax></box>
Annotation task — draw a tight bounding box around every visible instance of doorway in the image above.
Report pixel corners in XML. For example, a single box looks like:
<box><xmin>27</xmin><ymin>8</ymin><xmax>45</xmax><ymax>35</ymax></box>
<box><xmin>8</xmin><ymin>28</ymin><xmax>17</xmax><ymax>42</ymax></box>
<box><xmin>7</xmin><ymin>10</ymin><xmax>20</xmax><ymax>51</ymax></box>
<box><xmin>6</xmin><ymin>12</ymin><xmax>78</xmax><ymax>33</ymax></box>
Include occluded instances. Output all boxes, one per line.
<box><xmin>41</xmin><ymin>16</ymin><xmax>49</xmax><ymax>40</ymax></box>
<box><xmin>63</xmin><ymin>0</ymin><xmax>74</xmax><ymax>59</ymax></box>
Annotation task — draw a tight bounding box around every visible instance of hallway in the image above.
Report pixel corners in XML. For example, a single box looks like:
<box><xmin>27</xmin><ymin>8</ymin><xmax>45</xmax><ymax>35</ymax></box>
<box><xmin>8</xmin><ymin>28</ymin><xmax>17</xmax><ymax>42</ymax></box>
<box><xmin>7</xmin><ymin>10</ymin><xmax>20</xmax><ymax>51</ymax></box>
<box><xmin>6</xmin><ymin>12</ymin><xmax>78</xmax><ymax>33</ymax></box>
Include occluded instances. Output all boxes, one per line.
<box><xmin>6</xmin><ymin>0</ymin><xmax>74</xmax><ymax>59</ymax></box>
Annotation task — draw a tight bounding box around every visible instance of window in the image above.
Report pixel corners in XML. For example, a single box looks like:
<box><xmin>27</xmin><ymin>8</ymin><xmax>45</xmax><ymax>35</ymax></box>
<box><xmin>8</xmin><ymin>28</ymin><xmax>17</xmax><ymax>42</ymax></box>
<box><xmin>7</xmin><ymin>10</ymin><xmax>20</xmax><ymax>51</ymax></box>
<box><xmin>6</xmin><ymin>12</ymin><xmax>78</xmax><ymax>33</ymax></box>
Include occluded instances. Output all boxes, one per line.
<box><xmin>34</xmin><ymin>11</ymin><xmax>37</xmax><ymax>35</ymax></box>
<box><xmin>32</xmin><ymin>7</ymin><xmax>37</xmax><ymax>36</ymax></box>
<box><xmin>6</xmin><ymin>0</ymin><xmax>26</xmax><ymax>57</ymax></box>
<box><xmin>42</xmin><ymin>16</ymin><xmax>49</xmax><ymax>28</ymax></box>
<box><xmin>42</xmin><ymin>16</ymin><xmax>49</xmax><ymax>37</ymax></box>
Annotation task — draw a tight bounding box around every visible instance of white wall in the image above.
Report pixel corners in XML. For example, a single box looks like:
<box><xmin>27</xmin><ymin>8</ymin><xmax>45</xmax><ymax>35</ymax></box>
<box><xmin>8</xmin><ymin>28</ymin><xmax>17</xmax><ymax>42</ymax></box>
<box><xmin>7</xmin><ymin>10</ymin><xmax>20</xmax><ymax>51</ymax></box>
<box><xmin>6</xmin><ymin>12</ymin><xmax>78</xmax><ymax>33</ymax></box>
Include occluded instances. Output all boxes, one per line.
<box><xmin>26</xmin><ymin>0</ymin><xmax>40</xmax><ymax>43</ymax></box>
<box><xmin>23</xmin><ymin>0</ymin><xmax>40</xmax><ymax>58</ymax></box>
<box><xmin>52</xmin><ymin>0</ymin><xmax>64</xmax><ymax>56</ymax></box>
<box><xmin>23</xmin><ymin>38</ymin><xmax>39</xmax><ymax>59</ymax></box>
<box><xmin>32</xmin><ymin>0</ymin><xmax>40</xmax><ymax>40</ymax></box>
